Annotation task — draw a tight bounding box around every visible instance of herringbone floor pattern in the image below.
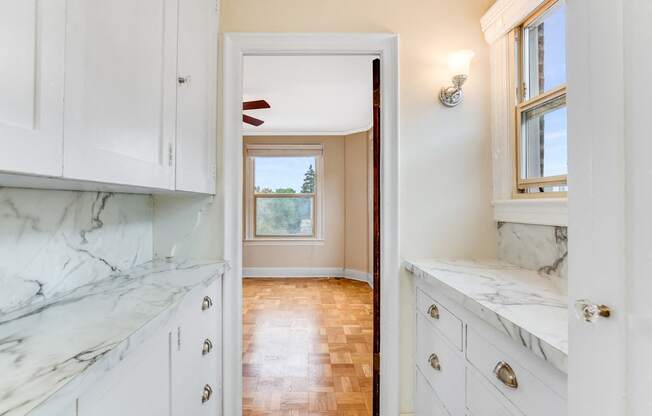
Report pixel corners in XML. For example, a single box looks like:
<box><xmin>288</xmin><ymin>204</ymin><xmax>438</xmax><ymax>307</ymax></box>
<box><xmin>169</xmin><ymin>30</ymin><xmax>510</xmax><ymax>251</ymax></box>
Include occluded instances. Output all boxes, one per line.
<box><xmin>243</xmin><ymin>278</ymin><xmax>373</xmax><ymax>416</ymax></box>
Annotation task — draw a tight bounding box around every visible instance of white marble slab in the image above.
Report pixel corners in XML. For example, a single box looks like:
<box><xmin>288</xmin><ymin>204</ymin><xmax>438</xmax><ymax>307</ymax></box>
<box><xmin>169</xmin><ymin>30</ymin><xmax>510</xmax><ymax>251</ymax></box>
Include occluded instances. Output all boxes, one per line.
<box><xmin>0</xmin><ymin>188</ymin><xmax>153</xmax><ymax>315</ymax></box>
<box><xmin>405</xmin><ymin>259</ymin><xmax>568</xmax><ymax>373</ymax></box>
<box><xmin>0</xmin><ymin>258</ymin><xmax>226</xmax><ymax>416</ymax></box>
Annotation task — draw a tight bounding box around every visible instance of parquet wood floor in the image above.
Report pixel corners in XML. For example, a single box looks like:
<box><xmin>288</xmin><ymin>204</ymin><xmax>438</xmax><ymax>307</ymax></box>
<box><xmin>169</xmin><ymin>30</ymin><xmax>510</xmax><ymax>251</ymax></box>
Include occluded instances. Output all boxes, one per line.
<box><xmin>243</xmin><ymin>278</ymin><xmax>373</xmax><ymax>416</ymax></box>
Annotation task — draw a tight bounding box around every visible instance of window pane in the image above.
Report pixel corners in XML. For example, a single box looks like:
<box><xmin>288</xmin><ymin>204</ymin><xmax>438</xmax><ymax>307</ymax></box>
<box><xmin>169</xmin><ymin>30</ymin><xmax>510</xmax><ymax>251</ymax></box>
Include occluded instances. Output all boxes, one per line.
<box><xmin>523</xmin><ymin>2</ymin><xmax>566</xmax><ymax>99</ymax></box>
<box><xmin>254</xmin><ymin>156</ymin><xmax>317</xmax><ymax>194</ymax></box>
<box><xmin>520</xmin><ymin>94</ymin><xmax>567</xmax><ymax>180</ymax></box>
<box><xmin>255</xmin><ymin>197</ymin><xmax>314</xmax><ymax>236</ymax></box>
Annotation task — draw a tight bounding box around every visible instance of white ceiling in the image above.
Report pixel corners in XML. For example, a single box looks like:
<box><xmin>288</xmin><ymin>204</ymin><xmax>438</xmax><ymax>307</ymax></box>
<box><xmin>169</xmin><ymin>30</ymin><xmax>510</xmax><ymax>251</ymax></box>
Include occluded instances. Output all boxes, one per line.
<box><xmin>242</xmin><ymin>55</ymin><xmax>374</xmax><ymax>136</ymax></box>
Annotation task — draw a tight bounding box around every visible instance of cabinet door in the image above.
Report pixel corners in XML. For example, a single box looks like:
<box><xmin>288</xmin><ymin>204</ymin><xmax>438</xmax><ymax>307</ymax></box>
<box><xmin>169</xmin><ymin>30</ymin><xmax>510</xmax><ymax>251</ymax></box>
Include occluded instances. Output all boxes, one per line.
<box><xmin>416</xmin><ymin>368</ymin><xmax>450</xmax><ymax>416</ymax></box>
<box><xmin>0</xmin><ymin>0</ymin><xmax>65</xmax><ymax>176</ymax></box>
<box><xmin>175</xmin><ymin>0</ymin><xmax>218</xmax><ymax>193</ymax></box>
<box><xmin>172</xmin><ymin>280</ymin><xmax>221</xmax><ymax>415</ymax></box>
<box><xmin>78</xmin><ymin>330</ymin><xmax>171</xmax><ymax>416</ymax></box>
<box><xmin>63</xmin><ymin>0</ymin><xmax>177</xmax><ymax>189</ymax></box>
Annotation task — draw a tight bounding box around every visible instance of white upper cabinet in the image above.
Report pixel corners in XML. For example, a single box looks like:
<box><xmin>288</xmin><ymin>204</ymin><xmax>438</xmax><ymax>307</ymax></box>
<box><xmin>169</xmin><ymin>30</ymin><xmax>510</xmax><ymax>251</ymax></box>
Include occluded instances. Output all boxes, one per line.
<box><xmin>63</xmin><ymin>0</ymin><xmax>178</xmax><ymax>189</ymax></box>
<box><xmin>0</xmin><ymin>0</ymin><xmax>65</xmax><ymax>177</ymax></box>
<box><xmin>175</xmin><ymin>0</ymin><xmax>218</xmax><ymax>194</ymax></box>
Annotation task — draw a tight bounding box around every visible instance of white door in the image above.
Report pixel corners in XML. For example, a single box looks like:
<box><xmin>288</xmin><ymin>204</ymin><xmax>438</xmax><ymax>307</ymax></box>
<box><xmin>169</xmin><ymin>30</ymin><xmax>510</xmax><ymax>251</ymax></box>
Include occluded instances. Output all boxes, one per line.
<box><xmin>568</xmin><ymin>0</ymin><xmax>652</xmax><ymax>415</ymax></box>
<box><xmin>175</xmin><ymin>0</ymin><xmax>218</xmax><ymax>193</ymax></box>
<box><xmin>0</xmin><ymin>0</ymin><xmax>65</xmax><ymax>176</ymax></box>
<box><xmin>63</xmin><ymin>0</ymin><xmax>177</xmax><ymax>189</ymax></box>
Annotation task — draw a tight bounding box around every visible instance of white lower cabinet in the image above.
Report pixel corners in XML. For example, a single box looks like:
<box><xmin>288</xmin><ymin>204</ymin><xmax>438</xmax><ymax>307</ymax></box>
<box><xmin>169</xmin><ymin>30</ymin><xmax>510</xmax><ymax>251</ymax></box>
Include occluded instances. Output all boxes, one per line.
<box><xmin>414</xmin><ymin>280</ymin><xmax>567</xmax><ymax>416</ymax></box>
<box><xmin>77</xmin><ymin>281</ymin><xmax>222</xmax><ymax>416</ymax></box>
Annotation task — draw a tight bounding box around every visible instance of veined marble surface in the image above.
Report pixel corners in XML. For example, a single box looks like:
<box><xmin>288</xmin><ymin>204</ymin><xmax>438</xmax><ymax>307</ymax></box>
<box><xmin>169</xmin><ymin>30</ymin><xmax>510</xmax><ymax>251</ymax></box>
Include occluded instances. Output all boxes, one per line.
<box><xmin>497</xmin><ymin>222</ymin><xmax>568</xmax><ymax>293</ymax></box>
<box><xmin>405</xmin><ymin>259</ymin><xmax>568</xmax><ymax>373</ymax></box>
<box><xmin>0</xmin><ymin>258</ymin><xmax>226</xmax><ymax>416</ymax></box>
<box><xmin>0</xmin><ymin>188</ymin><xmax>153</xmax><ymax>315</ymax></box>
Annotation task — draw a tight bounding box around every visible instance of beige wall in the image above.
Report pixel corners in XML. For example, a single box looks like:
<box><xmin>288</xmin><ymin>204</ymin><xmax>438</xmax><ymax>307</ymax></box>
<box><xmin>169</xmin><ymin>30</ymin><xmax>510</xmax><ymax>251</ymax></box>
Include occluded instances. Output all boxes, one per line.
<box><xmin>344</xmin><ymin>131</ymin><xmax>371</xmax><ymax>273</ymax></box>
<box><xmin>155</xmin><ymin>1</ymin><xmax>497</xmax><ymax>413</ymax></box>
<box><xmin>242</xmin><ymin>135</ymin><xmax>346</xmax><ymax>269</ymax></box>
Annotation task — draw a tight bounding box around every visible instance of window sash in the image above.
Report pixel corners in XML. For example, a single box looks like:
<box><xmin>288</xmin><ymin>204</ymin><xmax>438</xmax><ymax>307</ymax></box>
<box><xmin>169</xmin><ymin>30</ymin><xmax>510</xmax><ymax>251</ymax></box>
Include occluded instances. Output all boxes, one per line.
<box><xmin>513</xmin><ymin>0</ymin><xmax>567</xmax><ymax>196</ymax></box>
<box><xmin>253</xmin><ymin>193</ymin><xmax>316</xmax><ymax>238</ymax></box>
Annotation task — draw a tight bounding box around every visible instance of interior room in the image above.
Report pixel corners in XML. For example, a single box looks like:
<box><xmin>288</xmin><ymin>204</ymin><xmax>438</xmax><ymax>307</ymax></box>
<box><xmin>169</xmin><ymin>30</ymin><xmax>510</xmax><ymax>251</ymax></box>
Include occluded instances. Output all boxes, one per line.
<box><xmin>1</xmin><ymin>0</ymin><xmax>650</xmax><ymax>416</ymax></box>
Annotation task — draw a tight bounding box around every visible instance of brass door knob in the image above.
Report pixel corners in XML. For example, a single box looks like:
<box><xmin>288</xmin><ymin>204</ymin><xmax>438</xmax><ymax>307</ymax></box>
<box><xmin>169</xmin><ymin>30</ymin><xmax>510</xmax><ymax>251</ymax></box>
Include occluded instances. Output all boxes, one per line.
<box><xmin>202</xmin><ymin>384</ymin><xmax>213</xmax><ymax>403</ymax></box>
<box><xmin>427</xmin><ymin>304</ymin><xmax>440</xmax><ymax>319</ymax></box>
<box><xmin>202</xmin><ymin>296</ymin><xmax>213</xmax><ymax>311</ymax></box>
<box><xmin>575</xmin><ymin>299</ymin><xmax>611</xmax><ymax>322</ymax></box>
<box><xmin>202</xmin><ymin>339</ymin><xmax>213</xmax><ymax>355</ymax></box>
<box><xmin>428</xmin><ymin>353</ymin><xmax>441</xmax><ymax>371</ymax></box>
<box><xmin>493</xmin><ymin>361</ymin><xmax>518</xmax><ymax>389</ymax></box>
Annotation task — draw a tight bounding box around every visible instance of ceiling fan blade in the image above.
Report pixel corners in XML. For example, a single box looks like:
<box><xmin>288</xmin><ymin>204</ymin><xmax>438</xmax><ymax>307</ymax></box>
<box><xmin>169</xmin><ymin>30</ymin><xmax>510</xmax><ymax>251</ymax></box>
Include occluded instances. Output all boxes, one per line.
<box><xmin>243</xmin><ymin>114</ymin><xmax>264</xmax><ymax>126</ymax></box>
<box><xmin>243</xmin><ymin>100</ymin><xmax>271</xmax><ymax>110</ymax></box>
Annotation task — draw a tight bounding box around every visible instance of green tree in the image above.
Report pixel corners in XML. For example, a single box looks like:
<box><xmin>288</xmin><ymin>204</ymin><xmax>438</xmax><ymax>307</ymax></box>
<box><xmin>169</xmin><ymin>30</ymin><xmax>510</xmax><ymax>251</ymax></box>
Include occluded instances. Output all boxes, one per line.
<box><xmin>301</xmin><ymin>164</ymin><xmax>315</xmax><ymax>193</ymax></box>
<box><xmin>274</xmin><ymin>187</ymin><xmax>296</xmax><ymax>194</ymax></box>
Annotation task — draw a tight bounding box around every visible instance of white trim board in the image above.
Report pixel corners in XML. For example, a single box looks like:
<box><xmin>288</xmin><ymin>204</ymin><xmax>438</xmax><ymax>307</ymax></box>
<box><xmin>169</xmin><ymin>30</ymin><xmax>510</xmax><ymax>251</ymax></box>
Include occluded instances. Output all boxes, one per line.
<box><xmin>493</xmin><ymin>198</ymin><xmax>568</xmax><ymax>226</ymax></box>
<box><xmin>480</xmin><ymin>0</ymin><xmax>547</xmax><ymax>44</ymax></box>
<box><xmin>222</xmin><ymin>33</ymin><xmax>400</xmax><ymax>416</ymax></box>
<box><xmin>242</xmin><ymin>267</ymin><xmax>373</xmax><ymax>287</ymax></box>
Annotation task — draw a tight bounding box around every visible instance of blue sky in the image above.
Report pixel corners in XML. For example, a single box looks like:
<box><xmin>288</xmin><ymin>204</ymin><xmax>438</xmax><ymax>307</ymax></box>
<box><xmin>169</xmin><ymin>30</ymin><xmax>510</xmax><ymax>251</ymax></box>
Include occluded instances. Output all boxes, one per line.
<box><xmin>255</xmin><ymin>156</ymin><xmax>315</xmax><ymax>192</ymax></box>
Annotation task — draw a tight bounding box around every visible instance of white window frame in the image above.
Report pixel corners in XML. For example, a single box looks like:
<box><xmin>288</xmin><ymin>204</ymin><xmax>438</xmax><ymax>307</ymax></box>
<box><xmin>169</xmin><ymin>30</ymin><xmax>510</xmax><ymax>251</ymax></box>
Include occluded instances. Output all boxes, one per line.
<box><xmin>243</xmin><ymin>143</ymin><xmax>324</xmax><ymax>241</ymax></box>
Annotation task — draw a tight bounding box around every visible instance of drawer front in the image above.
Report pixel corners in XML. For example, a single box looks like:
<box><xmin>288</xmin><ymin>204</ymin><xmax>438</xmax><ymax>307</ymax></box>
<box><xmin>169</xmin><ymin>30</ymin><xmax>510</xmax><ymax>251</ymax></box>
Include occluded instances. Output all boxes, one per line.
<box><xmin>466</xmin><ymin>367</ymin><xmax>520</xmax><ymax>416</ymax></box>
<box><xmin>466</xmin><ymin>327</ymin><xmax>565</xmax><ymax>416</ymax></box>
<box><xmin>416</xmin><ymin>367</ymin><xmax>452</xmax><ymax>416</ymax></box>
<box><xmin>416</xmin><ymin>288</ymin><xmax>463</xmax><ymax>350</ymax></box>
<box><xmin>416</xmin><ymin>312</ymin><xmax>465</xmax><ymax>416</ymax></box>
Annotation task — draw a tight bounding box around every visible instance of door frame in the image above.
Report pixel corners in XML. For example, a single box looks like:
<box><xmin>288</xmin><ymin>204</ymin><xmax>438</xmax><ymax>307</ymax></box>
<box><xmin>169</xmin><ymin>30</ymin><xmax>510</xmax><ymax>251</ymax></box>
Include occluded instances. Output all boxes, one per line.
<box><xmin>222</xmin><ymin>33</ymin><xmax>400</xmax><ymax>416</ymax></box>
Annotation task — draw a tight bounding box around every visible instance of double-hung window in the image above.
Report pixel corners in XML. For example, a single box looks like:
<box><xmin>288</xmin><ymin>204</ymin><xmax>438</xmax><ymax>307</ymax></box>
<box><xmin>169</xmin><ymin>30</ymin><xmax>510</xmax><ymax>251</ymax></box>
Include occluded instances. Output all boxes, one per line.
<box><xmin>244</xmin><ymin>144</ymin><xmax>323</xmax><ymax>240</ymax></box>
<box><xmin>513</xmin><ymin>0</ymin><xmax>567</xmax><ymax>196</ymax></box>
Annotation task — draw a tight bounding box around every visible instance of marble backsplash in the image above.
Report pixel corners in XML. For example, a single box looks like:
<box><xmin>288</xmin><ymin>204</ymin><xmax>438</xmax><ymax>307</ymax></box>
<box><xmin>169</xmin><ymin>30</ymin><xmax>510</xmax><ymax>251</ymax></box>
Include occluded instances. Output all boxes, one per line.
<box><xmin>0</xmin><ymin>188</ymin><xmax>153</xmax><ymax>315</ymax></box>
<box><xmin>497</xmin><ymin>222</ymin><xmax>568</xmax><ymax>293</ymax></box>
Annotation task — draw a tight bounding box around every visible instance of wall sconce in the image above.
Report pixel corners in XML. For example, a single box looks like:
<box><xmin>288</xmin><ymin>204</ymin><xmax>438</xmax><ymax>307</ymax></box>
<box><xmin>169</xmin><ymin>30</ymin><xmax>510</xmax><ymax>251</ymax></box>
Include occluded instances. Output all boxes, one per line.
<box><xmin>439</xmin><ymin>50</ymin><xmax>475</xmax><ymax>107</ymax></box>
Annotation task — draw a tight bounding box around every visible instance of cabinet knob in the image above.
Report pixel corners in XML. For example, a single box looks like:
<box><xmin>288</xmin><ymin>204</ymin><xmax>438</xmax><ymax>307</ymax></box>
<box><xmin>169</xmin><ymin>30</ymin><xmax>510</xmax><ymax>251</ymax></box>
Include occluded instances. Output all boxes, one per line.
<box><xmin>428</xmin><ymin>353</ymin><xmax>441</xmax><ymax>371</ymax></box>
<box><xmin>202</xmin><ymin>384</ymin><xmax>213</xmax><ymax>403</ymax></box>
<box><xmin>178</xmin><ymin>75</ymin><xmax>192</xmax><ymax>85</ymax></box>
<box><xmin>202</xmin><ymin>339</ymin><xmax>213</xmax><ymax>355</ymax></box>
<box><xmin>493</xmin><ymin>361</ymin><xmax>518</xmax><ymax>389</ymax></box>
<box><xmin>575</xmin><ymin>299</ymin><xmax>611</xmax><ymax>322</ymax></box>
<box><xmin>427</xmin><ymin>304</ymin><xmax>440</xmax><ymax>319</ymax></box>
<box><xmin>202</xmin><ymin>296</ymin><xmax>213</xmax><ymax>311</ymax></box>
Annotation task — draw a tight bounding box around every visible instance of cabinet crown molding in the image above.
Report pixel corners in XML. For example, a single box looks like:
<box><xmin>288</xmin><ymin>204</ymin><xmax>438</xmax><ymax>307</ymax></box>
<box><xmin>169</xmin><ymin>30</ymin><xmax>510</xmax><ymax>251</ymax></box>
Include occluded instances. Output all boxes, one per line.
<box><xmin>481</xmin><ymin>0</ymin><xmax>547</xmax><ymax>44</ymax></box>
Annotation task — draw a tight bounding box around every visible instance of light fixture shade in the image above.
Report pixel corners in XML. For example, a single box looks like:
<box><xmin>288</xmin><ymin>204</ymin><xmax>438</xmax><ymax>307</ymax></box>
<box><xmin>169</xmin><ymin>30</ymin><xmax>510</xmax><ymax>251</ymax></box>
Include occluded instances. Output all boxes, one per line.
<box><xmin>448</xmin><ymin>50</ymin><xmax>475</xmax><ymax>77</ymax></box>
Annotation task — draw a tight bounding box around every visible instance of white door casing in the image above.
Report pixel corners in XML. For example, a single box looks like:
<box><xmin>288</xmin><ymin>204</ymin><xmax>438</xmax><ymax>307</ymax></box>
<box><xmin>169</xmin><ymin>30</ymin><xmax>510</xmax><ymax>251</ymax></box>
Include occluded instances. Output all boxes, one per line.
<box><xmin>222</xmin><ymin>33</ymin><xmax>400</xmax><ymax>416</ymax></box>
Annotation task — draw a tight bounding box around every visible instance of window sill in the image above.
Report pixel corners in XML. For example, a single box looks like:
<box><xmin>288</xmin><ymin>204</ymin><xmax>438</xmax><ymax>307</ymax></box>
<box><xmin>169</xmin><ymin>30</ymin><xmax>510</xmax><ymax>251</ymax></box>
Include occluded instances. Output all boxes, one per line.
<box><xmin>492</xmin><ymin>198</ymin><xmax>567</xmax><ymax>226</ymax></box>
<box><xmin>243</xmin><ymin>238</ymin><xmax>325</xmax><ymax>247</ymax></box>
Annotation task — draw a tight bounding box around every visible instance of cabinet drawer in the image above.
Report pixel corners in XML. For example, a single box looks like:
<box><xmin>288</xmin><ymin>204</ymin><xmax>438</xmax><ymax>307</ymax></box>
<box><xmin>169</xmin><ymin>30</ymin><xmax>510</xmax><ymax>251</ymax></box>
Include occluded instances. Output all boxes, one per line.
<box><xmin>416</xmin><ymin>312</ymin><xmax>465</xmax><ymax>416</ymax></box>
<box><xmin>466</xmin><ymin>367</ymin><xmax>520</xmax><ymax>416</ymax></box>
<box><xmin>416</xmin><ymin>288</ymin><xmax>463</xmax><ymax>350</ymax></box>
<box><xmin>466</xmin><ymin>327</ymin><xmax>565</xmax><ymax>416</ymax></box>
<box><xmin>416</xmin><ymin>367</ymin><xmax>452</xmax><ymax>416</ymax></box>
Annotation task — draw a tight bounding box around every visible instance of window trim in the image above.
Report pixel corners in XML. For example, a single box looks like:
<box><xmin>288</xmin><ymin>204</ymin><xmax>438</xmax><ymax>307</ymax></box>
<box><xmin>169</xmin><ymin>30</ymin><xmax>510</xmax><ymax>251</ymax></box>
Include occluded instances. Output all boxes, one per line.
<box><xmin>244</xmin><ymin>143</ymin><xmax>324</xmax><ymax>241</ymax></box>
<box><xmin>511</xmin><ymin>0</ymin><xmax>568</xmax><ymax>198</ymax></box>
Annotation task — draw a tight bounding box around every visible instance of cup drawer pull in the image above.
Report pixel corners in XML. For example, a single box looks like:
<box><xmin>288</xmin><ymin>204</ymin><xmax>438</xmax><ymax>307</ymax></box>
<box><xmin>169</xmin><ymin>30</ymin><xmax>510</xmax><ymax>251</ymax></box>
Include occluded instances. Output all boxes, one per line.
<box><xmin>202</xmin><ymin>339</ymin><xmax>213</xmax><ymax>355</ymax></box>
<box><xmin>202</xmin><ymin>384</ymin><xmax>213</xmax><ymax>403</ymax></box>
<box><xmin>427</xmin><ymin>304</ymin><xmax>440</xmax><ymax>319</ymax></box>
<box><xmin>493</xmin><ymin>361</ymin><xmax>518</xmax><ymax>389</ymax></box>
<box><xmin>428</xmin><ymin>353</ymin><xmax>441</xmax><ymax>371</ymax></box>
<box><xmin>202</xmin><ymin>296</ymin><xmax>213</xmax><ymax>311</ymax></box>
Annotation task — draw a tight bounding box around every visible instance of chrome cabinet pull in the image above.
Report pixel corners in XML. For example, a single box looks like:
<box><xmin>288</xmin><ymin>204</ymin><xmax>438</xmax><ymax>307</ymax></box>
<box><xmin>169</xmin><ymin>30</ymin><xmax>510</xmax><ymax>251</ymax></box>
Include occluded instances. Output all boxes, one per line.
<box><xmin>428</xmin><ymin>353</ymin><xmax>441</xmax><ymax>371</ymax></box>
<box><xmin>575</xmin><ymin>299</ymin><xmax>611</xmax><ymax>322</ymax></box>
<box><xmin>427</xmin><ymin>304</ymin><xmax>440</xmax><ymax>319</ymax></box>
<box><xmin>202</xmin><ymin>296</ymin><xmax>213</xmax><ymax>311</ymax></box>
<box><xmin>202</xmin><ymin>384</ymin><xmax>213</xmax><ymax>403</ymax></box>
<box><xmin>202</xmin><ymin>339</ymin><xmax>213</xmax><ymax>355</ymax></box>
<box><xmin>493</xmin><ymin>361</ymin><xmax>518</xmax><ymax>389</ymax></box>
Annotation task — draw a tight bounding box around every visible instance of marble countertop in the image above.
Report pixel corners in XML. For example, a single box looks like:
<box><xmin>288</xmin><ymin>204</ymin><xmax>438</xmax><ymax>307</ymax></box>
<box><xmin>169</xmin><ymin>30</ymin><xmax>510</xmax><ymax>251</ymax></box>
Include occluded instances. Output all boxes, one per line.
<box><xmin>0</xmin><ymin>258</ymin><xmax>227</xmax><ymax>416</ymax></box>
<box><xmin>405</xmin><ymin>259</ymin><xmax>568</xmax><ymax>373</ymax></box>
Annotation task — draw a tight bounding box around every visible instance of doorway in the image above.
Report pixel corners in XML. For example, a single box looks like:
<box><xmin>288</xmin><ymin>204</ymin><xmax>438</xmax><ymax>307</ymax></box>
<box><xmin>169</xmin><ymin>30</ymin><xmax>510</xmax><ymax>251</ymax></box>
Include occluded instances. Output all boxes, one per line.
<box><xmin>222</xmin><ymin>34</ymin><xmax>399</xmax><ymax>416</ymax></box>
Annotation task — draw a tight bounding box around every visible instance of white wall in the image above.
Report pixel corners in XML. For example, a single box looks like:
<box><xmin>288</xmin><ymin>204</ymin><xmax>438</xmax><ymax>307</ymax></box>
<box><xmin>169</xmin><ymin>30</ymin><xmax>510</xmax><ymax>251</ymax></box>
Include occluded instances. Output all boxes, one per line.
<box><xmin>153</xmin><ymin>0</ymin><xmax>497</xmax><ymax>412</ymax></box>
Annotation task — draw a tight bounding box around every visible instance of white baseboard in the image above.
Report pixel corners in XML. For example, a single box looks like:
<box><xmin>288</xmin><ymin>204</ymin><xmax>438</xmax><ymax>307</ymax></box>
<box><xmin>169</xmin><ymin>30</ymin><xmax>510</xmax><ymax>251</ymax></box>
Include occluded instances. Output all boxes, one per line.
<box><xmin>243</xmin><ymin>267</ymin><xmax>373</xmax><ymax>287</ymax></box>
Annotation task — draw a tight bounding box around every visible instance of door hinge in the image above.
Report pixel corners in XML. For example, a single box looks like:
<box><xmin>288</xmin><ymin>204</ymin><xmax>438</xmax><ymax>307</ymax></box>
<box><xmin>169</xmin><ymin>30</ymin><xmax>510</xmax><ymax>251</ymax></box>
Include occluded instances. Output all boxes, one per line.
<box><xmin>177</xmin><ymin>326</ymin><xmax>182</xmax><ymax>351</ymax></box>
<box><xmin>168</xmin><ymin>143</ymin><xmax>174</xmax><ymax>167</ymax></box>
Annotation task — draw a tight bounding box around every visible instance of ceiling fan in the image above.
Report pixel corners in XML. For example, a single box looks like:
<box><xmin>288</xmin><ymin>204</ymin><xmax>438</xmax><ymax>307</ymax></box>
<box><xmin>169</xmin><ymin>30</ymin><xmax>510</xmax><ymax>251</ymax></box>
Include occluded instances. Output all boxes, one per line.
<box><xmin>243</xmin><ymin>100</ymin><xmax>270</xmax><ymax>126</ymax></box>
